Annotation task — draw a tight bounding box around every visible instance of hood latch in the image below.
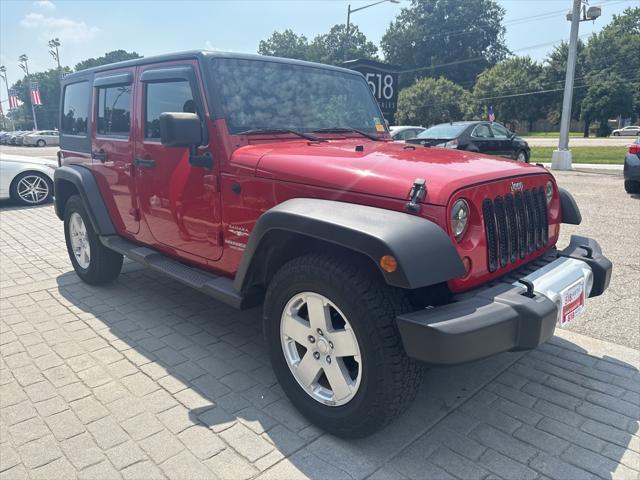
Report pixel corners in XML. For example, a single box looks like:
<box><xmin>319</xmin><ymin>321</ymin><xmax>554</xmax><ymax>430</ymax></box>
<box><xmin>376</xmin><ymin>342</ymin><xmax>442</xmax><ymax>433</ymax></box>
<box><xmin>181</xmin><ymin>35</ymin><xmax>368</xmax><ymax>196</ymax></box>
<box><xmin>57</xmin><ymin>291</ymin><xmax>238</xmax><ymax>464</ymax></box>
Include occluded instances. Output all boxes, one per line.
<box><xmin>405</xmin><ymin>178</ymin><xmax>426</xmax><ymax>213</ymax></box>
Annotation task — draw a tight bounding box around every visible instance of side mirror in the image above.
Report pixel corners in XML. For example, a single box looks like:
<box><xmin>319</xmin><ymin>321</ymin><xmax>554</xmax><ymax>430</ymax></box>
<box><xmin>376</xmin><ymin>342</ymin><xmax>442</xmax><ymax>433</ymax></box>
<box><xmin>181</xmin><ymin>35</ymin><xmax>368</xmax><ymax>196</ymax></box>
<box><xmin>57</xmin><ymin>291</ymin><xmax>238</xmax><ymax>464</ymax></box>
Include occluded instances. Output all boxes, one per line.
<box><xmin>159</xmin><ymin>112</ymin><xmax>202</xmax><ymax>147</ymax></box>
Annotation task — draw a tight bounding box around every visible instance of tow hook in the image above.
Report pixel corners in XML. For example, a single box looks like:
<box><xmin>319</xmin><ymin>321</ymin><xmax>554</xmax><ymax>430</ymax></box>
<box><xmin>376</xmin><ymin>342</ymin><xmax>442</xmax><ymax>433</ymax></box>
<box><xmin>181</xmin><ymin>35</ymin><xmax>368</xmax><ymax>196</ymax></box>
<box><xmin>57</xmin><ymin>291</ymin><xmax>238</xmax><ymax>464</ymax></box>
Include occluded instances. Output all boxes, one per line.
<box><xmin>405</xmin><ymin>178</ymin><xmax>426</xmax><ymax>213</ymax></box>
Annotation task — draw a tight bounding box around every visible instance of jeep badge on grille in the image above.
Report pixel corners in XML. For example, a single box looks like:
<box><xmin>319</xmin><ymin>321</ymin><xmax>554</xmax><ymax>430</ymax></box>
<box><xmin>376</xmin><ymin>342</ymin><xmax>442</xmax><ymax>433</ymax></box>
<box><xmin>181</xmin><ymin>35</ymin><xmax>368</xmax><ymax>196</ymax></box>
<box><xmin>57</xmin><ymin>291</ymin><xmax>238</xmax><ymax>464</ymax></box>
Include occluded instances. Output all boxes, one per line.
<box><xmin>511</xmin><ymin>181</ymin><xmax>524</xmax><ymax>192</ymax></box>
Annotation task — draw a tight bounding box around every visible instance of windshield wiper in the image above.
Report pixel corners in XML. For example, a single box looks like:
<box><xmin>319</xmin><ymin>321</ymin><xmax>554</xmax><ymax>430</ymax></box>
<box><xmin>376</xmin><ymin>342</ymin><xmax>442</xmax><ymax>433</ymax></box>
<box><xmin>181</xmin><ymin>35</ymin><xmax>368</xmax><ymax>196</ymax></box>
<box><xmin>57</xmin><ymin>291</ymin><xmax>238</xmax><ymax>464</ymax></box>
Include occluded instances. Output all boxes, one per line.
<box><xmin>311</xmin><ymin>127</ymin><xmax>383</xmax><ymax>141</ymax></box>
<box><xmin>237</xmin><ymin>128</ymin><xmax>325</xmax><ymax>142</ymax></box>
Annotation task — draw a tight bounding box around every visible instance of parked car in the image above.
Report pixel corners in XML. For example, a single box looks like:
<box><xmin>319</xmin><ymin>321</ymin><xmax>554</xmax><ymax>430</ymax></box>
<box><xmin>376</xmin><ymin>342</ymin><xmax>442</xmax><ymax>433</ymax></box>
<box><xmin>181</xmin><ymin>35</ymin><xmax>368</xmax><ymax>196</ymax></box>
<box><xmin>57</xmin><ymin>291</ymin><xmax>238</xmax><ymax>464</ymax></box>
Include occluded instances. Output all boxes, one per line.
<box><xmin>612</xmin><ymin>126</ymin><xmax>640</xmax><ymax>137</ymax></box>
<box><xmin>389</xmin><ymin>125</ymin><xmax>425</xmax><ymax>141</ymax></box>
<box><xmin>7</xmin><ymin>131</ymin><xmax>26</xmax><ymax>145</ymax></box>
<box><xmin>15</xmin><ymin>132</ymin><xmax>33</xmax><ymax>146</ymax></box>
<box><xmin>406</xmin><ymin>121</ymin><xmax>531</xmax><ymax>162</ymax></box>
<box><xmin>22</xmin><ymin>130</ymin><xmax>60</xmax><ymax>147</ymax></box>
<box><xmin>54</xmin><ymin>51</ymin><xmax>611</xmax><ymax>438</ymax></box>
<box><xmin>0</xmin><ymin>153</ymin><xmax>57</xmax><ymax>205</ymax></box>
<box><xmin>623</xmin><ymin>138</ymin><xmax>640</xmax><ymax>193</ymax></box>
<box><xmin>0</xmin><ymin>132</ymin><xmax>13</xmax><ymax>144</ymax></box>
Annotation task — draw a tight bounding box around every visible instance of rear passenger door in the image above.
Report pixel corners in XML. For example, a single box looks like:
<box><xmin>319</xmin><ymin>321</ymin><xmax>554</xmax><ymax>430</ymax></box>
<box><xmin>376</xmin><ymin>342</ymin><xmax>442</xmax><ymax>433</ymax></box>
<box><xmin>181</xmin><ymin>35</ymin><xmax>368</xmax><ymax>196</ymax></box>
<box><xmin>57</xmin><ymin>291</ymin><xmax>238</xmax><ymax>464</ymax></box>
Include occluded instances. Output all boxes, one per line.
<box><xmin>134</xmin><ymin>61</ymin><xmax>222</xmax><ymax>262</ymax></box>
<box><xmin>92</xmin><ymin>69</ymin><xmax>139</xmax><ymax>234</ymax></box>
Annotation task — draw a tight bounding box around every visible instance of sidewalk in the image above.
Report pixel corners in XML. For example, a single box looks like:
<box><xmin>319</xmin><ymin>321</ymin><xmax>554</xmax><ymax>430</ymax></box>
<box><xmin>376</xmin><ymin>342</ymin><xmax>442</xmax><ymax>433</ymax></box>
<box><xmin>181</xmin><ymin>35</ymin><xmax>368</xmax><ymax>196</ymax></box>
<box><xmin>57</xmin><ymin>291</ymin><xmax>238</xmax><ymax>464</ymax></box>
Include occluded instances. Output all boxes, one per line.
<box><xmin>541</xmin><ymin>162</ymin><xmax>623</xmax><ymax>172</ymax></box>
<box><xmin>1</xmin><ymin>203</ymin><xmax>638</xmax><ymax>480</ymax></box>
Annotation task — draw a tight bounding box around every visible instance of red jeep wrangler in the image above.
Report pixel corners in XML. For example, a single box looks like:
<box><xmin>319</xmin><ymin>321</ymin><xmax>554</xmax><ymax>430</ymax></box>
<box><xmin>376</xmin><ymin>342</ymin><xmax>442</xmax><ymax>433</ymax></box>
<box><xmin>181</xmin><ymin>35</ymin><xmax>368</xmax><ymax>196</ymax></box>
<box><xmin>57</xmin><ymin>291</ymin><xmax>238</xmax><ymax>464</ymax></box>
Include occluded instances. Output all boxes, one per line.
<box><xmin>54</xmin><ymin>51</ymin><xmax>612</xmax><ymax>438</ymax></box>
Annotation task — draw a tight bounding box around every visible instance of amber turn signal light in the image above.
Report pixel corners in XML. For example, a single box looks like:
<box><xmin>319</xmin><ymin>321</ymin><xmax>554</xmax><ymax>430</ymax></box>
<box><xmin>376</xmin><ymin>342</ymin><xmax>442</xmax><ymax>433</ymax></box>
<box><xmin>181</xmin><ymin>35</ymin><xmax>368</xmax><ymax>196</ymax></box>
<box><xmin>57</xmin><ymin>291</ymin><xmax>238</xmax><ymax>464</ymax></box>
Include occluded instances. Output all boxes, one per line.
<box><xmin>379</xmin><ymin>255</ymin><xmax>398</xmax><ymax>273</ymax></box>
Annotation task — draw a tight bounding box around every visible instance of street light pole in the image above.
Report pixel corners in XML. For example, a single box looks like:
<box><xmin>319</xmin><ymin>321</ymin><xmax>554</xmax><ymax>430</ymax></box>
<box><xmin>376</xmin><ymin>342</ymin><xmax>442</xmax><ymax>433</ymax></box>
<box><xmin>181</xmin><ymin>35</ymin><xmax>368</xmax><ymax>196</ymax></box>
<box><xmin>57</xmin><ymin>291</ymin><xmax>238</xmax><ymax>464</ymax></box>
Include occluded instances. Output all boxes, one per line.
<box><xmin>552</xmin><ymin>0</ymin><xmax>601</xmax><ymax>170</ymax></box>
<box><xmin>344</xmin><ymin>0</ymin><xmax>399</xmax><ymax>61</ymax></box>
<box><xmin>0</xmin><ymin>66</ymin><xmax>16</xmax><ymax>131</ymax></box>
<box><xmin>18</xmin><ymin>54</ymin><xmax>38</xmax><ymax>131</ymax></box>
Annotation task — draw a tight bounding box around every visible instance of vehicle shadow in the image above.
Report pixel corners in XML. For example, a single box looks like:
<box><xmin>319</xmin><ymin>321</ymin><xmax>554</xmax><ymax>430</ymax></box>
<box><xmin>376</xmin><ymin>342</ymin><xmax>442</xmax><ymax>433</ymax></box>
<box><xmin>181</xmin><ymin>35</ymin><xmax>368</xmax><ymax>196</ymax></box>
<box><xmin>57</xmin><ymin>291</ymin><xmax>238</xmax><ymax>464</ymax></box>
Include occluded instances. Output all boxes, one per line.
<box><xmin>54</xmin><ymin>267</ymin><xmax>639</xmax><ymax>480</ymax></box>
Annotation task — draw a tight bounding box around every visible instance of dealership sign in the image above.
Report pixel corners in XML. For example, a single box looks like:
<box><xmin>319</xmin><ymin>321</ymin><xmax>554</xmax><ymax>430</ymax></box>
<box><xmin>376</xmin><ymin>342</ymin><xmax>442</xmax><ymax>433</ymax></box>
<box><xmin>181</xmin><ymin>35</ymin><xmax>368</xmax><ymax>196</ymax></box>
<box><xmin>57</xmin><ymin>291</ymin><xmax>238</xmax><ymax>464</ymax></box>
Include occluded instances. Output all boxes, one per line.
<box><xmin>343</xmin><ymin>59</ymin><xmax>400</xmax><ymax>121</ymax></box>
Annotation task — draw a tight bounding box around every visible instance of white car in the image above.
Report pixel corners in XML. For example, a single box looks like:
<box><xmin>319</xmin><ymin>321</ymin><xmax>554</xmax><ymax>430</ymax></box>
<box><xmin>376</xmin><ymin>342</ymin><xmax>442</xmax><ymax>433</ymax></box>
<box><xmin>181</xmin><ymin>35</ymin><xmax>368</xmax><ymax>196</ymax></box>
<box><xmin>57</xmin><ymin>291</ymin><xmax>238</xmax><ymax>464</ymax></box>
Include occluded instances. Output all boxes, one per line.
<box><xmin>389</xmin><ymin>125</ymin><xmax>426</xmax><ymax>141</ymax></box>
<box><xmin>0</xmin><ymin>154</ymin><xmax>57</xmax><ymax>205</ymax></box>
<box><xmin>22</xmin><ymin>130</ymin><xmax>60</xmax><ymax>147</ymax></box>
<box><xmin>612</xmin><ymin>126</ymin><xmax>640</xmax><ymax>137</ymax></box>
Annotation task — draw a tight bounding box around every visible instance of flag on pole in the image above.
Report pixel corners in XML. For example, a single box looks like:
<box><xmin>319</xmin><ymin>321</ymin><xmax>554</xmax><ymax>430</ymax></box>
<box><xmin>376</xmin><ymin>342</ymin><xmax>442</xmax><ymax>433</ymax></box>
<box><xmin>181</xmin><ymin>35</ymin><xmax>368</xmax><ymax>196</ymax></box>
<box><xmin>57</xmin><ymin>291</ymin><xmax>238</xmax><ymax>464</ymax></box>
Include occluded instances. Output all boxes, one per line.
<box><xmin>8</xmin><ymin>89</ymin><xmax>23</xmax><ymax>109</ymax></box>
<box><xmin>488</xmin><ymin>105</ymin><xmax>495</xmax><ymax>123</ymax></box>
<box><xmin>30</xmin><ymin>81</ymin><xmax>42</xmax><ymax>105</ymax></box>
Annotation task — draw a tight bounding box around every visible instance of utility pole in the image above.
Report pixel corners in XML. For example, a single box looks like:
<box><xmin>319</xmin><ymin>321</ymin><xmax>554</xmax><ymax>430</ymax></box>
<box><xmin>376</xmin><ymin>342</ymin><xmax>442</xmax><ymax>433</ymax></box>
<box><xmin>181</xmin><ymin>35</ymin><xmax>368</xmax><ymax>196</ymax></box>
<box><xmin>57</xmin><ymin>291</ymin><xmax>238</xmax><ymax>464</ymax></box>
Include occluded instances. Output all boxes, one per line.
<box><xmin>344</xmin><ymin>0</ymin><xmax>400</xmax><ymax>61</ymax></box>
<box><xmin>552</xmin><ymin>0</ymin><xmax>601</xmax><ymax>170</ymax></box>
<box><xmin>0</xmin><ymin>66</ymin><xmax>16</xmax><ymax>131</ymax></box>
<box><xmin>18</xmin><ymin>54</ymin><xmax>39</xmax><ymax>131</ymax></box>
<box><xmin>49</xmin><ymin>38</ymin><xmax>62</xmax><ymax>128</ymax></box>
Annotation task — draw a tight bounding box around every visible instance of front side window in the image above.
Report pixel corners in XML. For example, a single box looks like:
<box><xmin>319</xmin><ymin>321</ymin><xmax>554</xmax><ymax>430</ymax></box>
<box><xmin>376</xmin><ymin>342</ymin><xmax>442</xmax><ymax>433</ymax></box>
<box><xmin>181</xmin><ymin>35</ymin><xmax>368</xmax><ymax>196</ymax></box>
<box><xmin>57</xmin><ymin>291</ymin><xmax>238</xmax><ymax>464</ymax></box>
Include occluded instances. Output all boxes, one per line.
<box><xmin>472</xmin><ymin>124</ymin><xmax>493</xmax><ymax>138</ymax></box>
<box><xmin>61</xmin><ymin>82</ymin><xmax>90</xmax><ymax>135</ymax></box>
<box><xmin>145</xmin><ymin>81</ymin><xmax>195</xmax><ymax>139</ymax></box>
<box><xmin>491</xmin><ymin>123</ymin><xmax>510</xmax><ymax>139</ymax></box>
<box><xmin>97</xmin><ymin>85</ymin><xmax>132</xmax><ymax>136</ymax></box>
<box><xmin>211</xmin><ymin>58</ymin><xmax>384</xmax><ymax>135</ymax></box>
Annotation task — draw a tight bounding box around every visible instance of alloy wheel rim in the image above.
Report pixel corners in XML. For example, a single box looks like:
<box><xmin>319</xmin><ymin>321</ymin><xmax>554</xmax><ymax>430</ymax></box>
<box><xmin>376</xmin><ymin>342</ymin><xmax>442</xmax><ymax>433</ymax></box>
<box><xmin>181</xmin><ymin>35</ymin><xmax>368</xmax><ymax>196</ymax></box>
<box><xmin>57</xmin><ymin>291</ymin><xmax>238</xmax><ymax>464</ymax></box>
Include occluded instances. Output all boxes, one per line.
<box><xmin>17</xmin><ymin>175</ymin><xmax>49</xmax><ymax>204</ymax></box>
<box><xmin>517</xmin><ymin>152</ymin><xmax>527</xmax><ymax>162</ymax></box>
<box><xmin>280</xmin><ymin>292</ymin><xmax>362</xmax><ymax>406</ymax></box>
<box><xmin>69</xmin><ymin>212</ymin><xmax>91</xmax><ymax>269</ymax></box>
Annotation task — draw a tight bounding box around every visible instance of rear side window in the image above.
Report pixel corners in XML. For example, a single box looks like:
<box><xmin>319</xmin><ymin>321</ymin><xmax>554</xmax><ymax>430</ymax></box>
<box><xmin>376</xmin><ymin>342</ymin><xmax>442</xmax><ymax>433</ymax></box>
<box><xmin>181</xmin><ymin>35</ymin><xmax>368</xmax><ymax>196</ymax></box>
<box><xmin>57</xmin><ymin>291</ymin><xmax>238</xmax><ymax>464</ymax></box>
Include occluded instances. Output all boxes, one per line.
<box><xmin>97</xmin><ymin>85</ymin><xmax>132</xmax><ymax>136</ymax></box>
<box><xmin>61</xmin><ymin>82</ymin><xmax>90</xmax><ymax>136</ymax></box>
<box><xmin>145</xmin><ymin>81</ymin><xmax>194</xmax><ymax>139</ymax></box>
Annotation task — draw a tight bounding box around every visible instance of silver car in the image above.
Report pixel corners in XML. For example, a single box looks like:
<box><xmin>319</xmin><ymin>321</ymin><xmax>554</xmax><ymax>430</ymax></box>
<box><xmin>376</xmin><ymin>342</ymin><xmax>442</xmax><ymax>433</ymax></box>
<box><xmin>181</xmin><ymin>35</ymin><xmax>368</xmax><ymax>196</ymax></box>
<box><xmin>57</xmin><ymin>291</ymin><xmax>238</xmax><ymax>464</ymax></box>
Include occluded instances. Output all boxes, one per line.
<box><xmin>22</xmin><ymin>130</ymin><xmax>60</xmax><ymax>147</ymax></box>
<box><xmin>611</xmin><ymin>125</ymin><xmax>640</xmax><ymax>137</ymax></box>
<box><xmin>0</xmin><ymin>153</ymin><xmax>57</xmax><ymax>205</ymax></box>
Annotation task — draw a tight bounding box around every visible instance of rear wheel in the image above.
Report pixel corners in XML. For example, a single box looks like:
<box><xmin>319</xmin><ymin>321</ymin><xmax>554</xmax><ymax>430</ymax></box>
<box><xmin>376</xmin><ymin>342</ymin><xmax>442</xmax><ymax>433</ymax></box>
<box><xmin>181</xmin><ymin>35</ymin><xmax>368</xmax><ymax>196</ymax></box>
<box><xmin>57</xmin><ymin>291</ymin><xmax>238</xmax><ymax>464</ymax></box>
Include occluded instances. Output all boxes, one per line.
<box><xmin>10</xmin><ymin>172</ymin><xmax>53</xmax><ymax>205</ymax></box>
<box><xmin>624</xmin><ymin>180</ymin><xmax>640</xmax><ymax>194</ymax></box>
<box><xmin>264</xmin><ymin>253</ymin><xmax>423</xmax><ymax>438</ymax></box>
<box><xmin>64</xmin><ymin>195</ymin><xmax>123</xmax><ymax>284</ymax></box>
<box><xmin>36</xmin><ymin>139</ymin><xmax>46</xmax><ymax>147</ymax></box>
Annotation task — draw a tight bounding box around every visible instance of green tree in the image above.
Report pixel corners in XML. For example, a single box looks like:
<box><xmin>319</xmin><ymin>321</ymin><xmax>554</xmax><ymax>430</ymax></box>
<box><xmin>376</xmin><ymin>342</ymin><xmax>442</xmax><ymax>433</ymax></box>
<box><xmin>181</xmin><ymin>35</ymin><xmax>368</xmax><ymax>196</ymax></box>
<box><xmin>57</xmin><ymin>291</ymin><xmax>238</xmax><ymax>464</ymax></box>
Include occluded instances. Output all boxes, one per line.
<box><xmin>542</xmin><ymin>40</ymin><xmax>587</xmax><ymax>134</ymax></box>
<box><xmin>10</xmin><ymin>67</ymin><xmax>72</xmax><ymax>130</ymax></box>
<box><xmin>308</xmin><ymin>24</ymin><xmax>378</xmax><ymax>65</ymax></box>
<box><xmin>469</xmin><ymin>56</ymin><xmax>544</xmax><ymax>130</ymax></box>
<box><xmin>257</xmin><ymin>24</ymin><xmax>377</xmax><ymax>66</ymax></box>
<box><xmin>381</xmin><ymin>0</ymin><xmax>509</xmax><ymax>86</ymax></box>
<box><xmin>581</xmin><ymin>74</ymin><xmax>634</xmax><ymax>137</ymax></box>
<box><xmin>75</xmin><ymin>49</ymin><xmax>141</xmax><ymax>71</ymax></box>
<box><xmin>396</xmin><ymin>76</ymin><xmax>469</xmax><ymax>126</ymax></box>
<box><xmin>258</xmin><ymin>30</ymin><xmax>310</xmax><ymax>60</ymax></box>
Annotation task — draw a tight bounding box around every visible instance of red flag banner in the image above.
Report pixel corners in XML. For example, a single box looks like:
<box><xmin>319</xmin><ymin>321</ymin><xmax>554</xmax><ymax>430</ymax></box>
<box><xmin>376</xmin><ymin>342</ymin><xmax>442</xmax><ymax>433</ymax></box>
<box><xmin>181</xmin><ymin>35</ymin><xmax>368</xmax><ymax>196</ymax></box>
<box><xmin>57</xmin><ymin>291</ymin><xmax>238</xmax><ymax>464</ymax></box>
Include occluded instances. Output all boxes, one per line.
<box><xmin>8</xmin><ymin>89</ymin><xmax>22</xmax><ymax>109</ymax></box>
<box><xmin>30</xmin><ymin>81</ymin><xmax>42</xmax><ymax>105</ymax></box>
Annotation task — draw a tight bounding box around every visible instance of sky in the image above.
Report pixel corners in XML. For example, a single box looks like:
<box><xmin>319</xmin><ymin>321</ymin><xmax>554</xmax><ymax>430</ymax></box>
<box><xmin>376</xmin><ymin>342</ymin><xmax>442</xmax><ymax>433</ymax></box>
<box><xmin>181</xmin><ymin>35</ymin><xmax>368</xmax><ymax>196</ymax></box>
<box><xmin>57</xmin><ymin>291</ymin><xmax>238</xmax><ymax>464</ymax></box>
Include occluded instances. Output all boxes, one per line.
<box><xmin>0</xmin><ymin>0</ymin><xmax>636</xmax><ymax>107</ymax></box>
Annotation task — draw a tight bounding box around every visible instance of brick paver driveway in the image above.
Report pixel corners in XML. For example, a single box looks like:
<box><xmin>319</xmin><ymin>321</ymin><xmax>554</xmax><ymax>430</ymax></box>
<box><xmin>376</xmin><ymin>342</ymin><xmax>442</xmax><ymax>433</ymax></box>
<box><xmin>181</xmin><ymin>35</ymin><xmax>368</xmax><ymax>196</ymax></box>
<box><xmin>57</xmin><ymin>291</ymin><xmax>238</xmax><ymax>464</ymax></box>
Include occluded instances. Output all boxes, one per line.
<box><xmin>1</xmin><ymin>169</ymin><xmax>638</xmax><ymax>480</ymax></box>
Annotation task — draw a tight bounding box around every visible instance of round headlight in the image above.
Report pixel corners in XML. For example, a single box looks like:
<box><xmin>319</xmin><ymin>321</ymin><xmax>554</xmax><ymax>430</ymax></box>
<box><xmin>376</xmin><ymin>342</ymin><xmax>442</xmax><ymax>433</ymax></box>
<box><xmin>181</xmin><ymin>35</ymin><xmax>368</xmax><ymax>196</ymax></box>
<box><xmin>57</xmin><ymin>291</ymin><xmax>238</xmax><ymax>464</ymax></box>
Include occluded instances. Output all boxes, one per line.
<box><xmin>451</xmin><ymin>199</ymin><xmax>470</xmax><ymax>240</ymax></box>
<box><xmin>545</xmin><ymin>181</ymin><xmax>554</xmax><ymax>205</ymax></box>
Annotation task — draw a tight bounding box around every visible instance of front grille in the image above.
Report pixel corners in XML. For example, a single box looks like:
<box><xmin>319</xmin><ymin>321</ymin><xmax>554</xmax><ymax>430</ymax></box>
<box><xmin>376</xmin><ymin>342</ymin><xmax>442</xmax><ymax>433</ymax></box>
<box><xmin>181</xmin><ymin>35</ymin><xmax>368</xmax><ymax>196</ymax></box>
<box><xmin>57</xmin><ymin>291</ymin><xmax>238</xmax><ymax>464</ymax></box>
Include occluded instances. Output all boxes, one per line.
<box><xmin>483</xmin><ymin>187</ymin><xmax>549</xmax><ymax>273</ymax></box>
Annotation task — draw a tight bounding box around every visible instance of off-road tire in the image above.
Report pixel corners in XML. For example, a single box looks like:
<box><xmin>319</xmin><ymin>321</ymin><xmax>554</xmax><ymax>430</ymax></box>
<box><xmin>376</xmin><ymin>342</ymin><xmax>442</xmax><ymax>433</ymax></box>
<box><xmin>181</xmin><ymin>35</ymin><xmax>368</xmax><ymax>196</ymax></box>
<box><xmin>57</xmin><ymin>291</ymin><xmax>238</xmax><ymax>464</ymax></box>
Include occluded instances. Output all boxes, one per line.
<box><xmin>624</xmin><ymin>180</ymin><xmax>640</xmax><ymax>194</ymax></box>
<box><xmin>264</xmin><ymin>253</ymin><xmax>423</xmax><ymax>438</ymax></box>
<box><xmin>64</xmin><ymin>195</ymin><xmax>123</xmax><ymax>284</ymax></box>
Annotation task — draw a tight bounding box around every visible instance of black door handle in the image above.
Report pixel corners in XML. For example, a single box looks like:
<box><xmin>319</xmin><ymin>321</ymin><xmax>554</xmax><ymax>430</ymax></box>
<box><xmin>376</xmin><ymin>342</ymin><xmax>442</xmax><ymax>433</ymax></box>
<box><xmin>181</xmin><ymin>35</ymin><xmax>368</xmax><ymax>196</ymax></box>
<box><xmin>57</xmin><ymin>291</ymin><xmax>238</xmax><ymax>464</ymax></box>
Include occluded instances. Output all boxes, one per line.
<box><xmin>134</xmin><ymin>158</ymin><xmax>156</xmax><ymax>168</ymax></box>
<box><xmin>92</xmin><ymin>151</ymin><xmax>107</xmax><ymax>162</ymax></box>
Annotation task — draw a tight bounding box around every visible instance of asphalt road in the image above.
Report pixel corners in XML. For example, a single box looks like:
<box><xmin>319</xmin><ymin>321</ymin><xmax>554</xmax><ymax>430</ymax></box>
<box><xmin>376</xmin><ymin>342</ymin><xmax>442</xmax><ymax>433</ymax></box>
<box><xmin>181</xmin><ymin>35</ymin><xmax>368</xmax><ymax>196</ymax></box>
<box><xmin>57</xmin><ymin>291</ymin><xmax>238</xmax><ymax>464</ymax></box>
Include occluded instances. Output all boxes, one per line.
<box><xmin>553</xmin><ymin>169</ymin><xmax>639</xmax><ymax>350</ymax></box>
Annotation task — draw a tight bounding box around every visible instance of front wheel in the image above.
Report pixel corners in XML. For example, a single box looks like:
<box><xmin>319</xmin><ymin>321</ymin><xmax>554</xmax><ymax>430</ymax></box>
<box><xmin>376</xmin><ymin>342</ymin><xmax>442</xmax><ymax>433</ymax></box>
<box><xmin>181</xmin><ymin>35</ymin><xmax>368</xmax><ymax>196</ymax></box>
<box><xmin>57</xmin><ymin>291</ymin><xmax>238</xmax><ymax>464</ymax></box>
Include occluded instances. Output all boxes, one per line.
<box><xmin>516</xmin><ymin>150</ymin><xmax>529</xmax><ymax>163</ymax></box>
<box><xmin>613</xmin><ymin>132</ymin><xmax>620</xmax><ymax>136</ymax></box>
<box><xmin>624</xmin><ymin>180</ymin><xmax>640</xmax><ymax>194</ymax></box>
<box><xmin>36</xmin><ymin>139</ymin><xmax>46</xmax><ymax>147</ymax></box>
<box><xmin>64</xmin><ymin>195</ymin><xmax>123</xmax><ymax>284</ymax></box>
<box><xmin>264</xmin><ymin>254</ymin><xmax>423</xmax><ymax>438</ymax></box>
<box><xmin>10</xmin><ymin>172</ymin><xmax>53</xmax><ymax>205</ymax></box>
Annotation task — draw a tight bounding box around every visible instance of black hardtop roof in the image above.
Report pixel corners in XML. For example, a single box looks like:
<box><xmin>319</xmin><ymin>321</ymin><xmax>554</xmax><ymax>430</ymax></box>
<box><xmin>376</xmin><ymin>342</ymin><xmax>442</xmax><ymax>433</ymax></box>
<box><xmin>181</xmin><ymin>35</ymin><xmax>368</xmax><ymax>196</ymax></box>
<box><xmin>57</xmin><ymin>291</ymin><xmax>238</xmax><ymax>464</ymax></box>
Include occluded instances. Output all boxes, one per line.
<box><xmin>62</xmin><ymin>50</ymin><xmax>363</xmax><ymax>83</ymax></box>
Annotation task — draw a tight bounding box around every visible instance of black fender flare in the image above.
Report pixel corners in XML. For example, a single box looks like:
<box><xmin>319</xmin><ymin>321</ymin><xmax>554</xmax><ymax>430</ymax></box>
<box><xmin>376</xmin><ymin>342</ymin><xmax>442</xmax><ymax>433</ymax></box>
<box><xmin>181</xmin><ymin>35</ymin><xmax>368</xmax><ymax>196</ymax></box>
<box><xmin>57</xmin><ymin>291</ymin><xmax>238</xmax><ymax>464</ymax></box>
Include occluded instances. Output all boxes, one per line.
<box><xmin>559</xmin><ymin>187</ymin><xmax>582</xmax><ymax>225</ymax></box>
<box><xmin>53</xmin><ymin>165</ymin><xmax>116</xmax><ymax>235</ymax></box>
<box><xmin>234</xmin><ymin>198</ymin><xmax>465</xmax><ymax>292</ymax></box>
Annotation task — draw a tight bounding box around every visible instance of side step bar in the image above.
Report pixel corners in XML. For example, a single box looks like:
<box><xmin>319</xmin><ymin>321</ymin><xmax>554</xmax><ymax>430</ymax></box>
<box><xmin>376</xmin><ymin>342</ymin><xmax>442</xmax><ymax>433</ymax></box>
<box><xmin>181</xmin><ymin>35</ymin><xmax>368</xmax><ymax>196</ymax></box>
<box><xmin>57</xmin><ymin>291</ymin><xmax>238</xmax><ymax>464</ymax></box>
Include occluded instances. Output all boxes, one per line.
<box><xmin>100</xmin><ymin>235</ymin><xmax>245</xmax><ymax>309</ymax></box>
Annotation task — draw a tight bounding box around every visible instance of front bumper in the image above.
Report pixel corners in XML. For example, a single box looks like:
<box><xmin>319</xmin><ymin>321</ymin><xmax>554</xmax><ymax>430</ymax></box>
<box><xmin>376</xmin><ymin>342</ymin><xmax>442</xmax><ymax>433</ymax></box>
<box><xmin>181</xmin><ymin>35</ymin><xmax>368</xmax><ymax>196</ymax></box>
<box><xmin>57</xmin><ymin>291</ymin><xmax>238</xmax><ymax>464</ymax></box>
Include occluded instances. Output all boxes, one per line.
<box><xmin>397</xmin><ymin>235</ymin><xmax>612</xmax><ymax>365</ymax></box>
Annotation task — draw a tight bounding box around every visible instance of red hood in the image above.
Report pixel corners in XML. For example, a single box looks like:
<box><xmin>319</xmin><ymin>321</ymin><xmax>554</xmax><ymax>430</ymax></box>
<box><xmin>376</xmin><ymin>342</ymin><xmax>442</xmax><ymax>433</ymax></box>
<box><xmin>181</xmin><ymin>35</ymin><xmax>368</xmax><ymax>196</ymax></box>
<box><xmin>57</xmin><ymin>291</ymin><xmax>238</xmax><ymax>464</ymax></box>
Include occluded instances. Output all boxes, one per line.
<box><xmin>231</xmin><ymin>139</ymin><xmax>549</xmax><ymax>206</ymax></box>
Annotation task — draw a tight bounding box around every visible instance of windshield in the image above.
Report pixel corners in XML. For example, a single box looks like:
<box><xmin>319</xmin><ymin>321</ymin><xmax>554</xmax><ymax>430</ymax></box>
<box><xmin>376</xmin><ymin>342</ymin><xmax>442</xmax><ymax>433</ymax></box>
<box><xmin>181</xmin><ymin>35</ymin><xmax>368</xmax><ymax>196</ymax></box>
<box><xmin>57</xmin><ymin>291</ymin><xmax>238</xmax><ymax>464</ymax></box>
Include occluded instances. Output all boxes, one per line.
<box><xmin>211</xmin><ymin>58</ymin><xmax>386</xmax><ymax>135</ymax></box>
<box><xmin>417</xmin><ymin>124</ymin><xmax>467</xmax><ymax>139</ymax></box>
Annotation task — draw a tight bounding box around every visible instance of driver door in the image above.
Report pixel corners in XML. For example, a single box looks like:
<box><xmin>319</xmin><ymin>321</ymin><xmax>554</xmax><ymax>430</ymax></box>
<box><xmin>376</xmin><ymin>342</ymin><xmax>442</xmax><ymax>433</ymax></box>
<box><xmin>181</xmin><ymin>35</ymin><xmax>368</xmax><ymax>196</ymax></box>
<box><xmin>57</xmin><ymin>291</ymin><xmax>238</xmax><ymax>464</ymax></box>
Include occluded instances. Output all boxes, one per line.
<box><xmin>490</xmin><ymin>123</ymin><xmax>515</xmax><ymax>158</ymax></box>
<box><xmin>134</xmin><ymin>61</ymin><xmax>222</xmax><ymax>261</ymax></box>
